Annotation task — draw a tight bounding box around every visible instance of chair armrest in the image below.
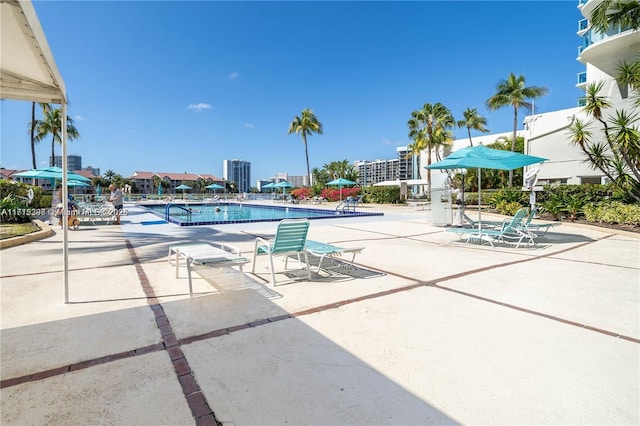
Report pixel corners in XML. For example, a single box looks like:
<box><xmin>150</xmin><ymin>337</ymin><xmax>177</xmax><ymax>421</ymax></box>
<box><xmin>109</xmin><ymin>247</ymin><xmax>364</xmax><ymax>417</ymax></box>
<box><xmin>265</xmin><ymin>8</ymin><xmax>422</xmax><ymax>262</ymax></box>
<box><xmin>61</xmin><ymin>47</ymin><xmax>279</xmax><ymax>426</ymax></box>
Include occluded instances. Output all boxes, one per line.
<box><xmin>254</xmin><ymin>237</ymin><xmax>272</xmax><ymax>254</ymax></box>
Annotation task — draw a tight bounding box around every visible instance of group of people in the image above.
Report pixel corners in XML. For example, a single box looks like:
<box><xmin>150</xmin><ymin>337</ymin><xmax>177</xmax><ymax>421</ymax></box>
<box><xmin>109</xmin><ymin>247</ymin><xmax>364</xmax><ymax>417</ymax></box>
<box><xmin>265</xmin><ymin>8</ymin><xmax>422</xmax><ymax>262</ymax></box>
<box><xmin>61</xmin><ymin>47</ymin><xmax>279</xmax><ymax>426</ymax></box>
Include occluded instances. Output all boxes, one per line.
<box><xmin>51</xmin><ymin>183</ymin><xmax>123</xmax><ymax>227</ymax></box>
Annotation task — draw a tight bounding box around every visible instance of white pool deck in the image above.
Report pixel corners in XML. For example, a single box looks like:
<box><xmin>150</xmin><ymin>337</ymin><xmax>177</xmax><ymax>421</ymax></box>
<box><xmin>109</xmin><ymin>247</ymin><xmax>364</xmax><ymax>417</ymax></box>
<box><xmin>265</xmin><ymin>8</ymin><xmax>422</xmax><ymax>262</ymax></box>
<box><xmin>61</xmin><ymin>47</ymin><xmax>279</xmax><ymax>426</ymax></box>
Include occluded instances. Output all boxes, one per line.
<box><xmin>1</xmin><ymin>201</ymin><xmax>638</xmax><ymax>425</ymax></box>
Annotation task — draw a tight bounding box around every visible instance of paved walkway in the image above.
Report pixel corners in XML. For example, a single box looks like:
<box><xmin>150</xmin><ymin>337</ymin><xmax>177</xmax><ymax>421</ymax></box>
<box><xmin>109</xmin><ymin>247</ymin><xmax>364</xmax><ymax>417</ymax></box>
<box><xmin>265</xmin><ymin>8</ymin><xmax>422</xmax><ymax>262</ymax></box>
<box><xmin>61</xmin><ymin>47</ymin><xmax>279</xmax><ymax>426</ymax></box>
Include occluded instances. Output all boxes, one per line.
<box><xmin>1</xmin><ymin>203</ymin><xmax>639</xmax><ymax>425</ymax></box>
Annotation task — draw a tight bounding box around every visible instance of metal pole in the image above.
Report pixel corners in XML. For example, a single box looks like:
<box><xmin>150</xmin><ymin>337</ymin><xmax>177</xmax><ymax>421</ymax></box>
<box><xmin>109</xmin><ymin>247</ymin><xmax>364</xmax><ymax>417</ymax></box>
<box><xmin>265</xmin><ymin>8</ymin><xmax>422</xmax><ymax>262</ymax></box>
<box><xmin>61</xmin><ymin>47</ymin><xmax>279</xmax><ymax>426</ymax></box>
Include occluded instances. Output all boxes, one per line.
<box><xmin>62</xmin><ymin>102</ymin><xmax>69</xmax><ymax>304</ymax></box>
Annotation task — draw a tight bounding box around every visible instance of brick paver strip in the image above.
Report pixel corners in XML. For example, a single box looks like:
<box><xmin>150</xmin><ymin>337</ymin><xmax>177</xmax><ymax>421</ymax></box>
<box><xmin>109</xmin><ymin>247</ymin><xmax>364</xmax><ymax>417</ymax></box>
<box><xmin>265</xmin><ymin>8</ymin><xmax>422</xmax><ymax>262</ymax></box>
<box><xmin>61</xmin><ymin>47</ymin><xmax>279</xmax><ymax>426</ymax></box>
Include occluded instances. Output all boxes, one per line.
<box><xmin>124</xmin><ymin>240</ymin><xmax>221</xmax><ymax>425</ymax></box>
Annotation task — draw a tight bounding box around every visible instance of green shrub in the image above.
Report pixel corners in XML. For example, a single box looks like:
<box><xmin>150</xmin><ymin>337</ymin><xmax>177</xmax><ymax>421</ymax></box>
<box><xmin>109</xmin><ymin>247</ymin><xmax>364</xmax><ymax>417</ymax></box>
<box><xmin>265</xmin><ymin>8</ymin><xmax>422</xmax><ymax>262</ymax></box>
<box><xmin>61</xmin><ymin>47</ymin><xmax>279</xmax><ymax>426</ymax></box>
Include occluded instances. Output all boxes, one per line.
<box><xmin>583</xmin><ymin>202</ymin><xmax>640</xmax><ymax>226</ymax></box>
<box><xmin>361</xmin><ymin>186</ymin><xmax>402</xmax><ymax>204</ymax></box>
<box><xmin>539</xmin><ymin>193</ymin><xmax>565</xmax><ymax>220</ymax></box>
<box><xmin>562</xmin><ymin>194</ymin><xmax>585</xmax><ymax>221</ymax></box>
<box><xmin>490</xmin><ymin>188</ymin><xmax>526</xmax><ymax>206</ymax></box>
<box><xmin>0</xmin><ymin>194</ymin><xmax>31</xmax><ymax>223</ymax></box>
<box><xmin>495</xmin><ymin>200</ymin><xmax>524</xmax><ymax>216</ymax></box>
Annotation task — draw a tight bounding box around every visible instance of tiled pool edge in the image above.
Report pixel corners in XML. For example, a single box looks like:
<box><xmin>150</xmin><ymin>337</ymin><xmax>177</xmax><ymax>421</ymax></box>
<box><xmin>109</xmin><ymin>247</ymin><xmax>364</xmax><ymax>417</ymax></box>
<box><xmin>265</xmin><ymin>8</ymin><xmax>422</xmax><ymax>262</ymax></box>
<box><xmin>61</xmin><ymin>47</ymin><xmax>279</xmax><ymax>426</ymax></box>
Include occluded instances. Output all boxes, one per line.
<box><xmin>144</xmin><ymin>202</ymin><xmax>384</xmax><ymax>226</ymax></box>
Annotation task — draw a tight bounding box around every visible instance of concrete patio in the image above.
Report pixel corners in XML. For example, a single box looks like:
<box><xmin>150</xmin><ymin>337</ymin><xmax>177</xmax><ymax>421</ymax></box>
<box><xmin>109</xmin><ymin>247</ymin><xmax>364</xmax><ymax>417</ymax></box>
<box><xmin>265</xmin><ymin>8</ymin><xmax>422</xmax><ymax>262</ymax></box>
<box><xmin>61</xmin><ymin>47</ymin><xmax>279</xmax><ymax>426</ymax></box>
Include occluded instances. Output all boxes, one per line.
<box><xmin>1</xmin><ymin>203</ymin><xmax>638</xmax><ymax>425</ymax></box>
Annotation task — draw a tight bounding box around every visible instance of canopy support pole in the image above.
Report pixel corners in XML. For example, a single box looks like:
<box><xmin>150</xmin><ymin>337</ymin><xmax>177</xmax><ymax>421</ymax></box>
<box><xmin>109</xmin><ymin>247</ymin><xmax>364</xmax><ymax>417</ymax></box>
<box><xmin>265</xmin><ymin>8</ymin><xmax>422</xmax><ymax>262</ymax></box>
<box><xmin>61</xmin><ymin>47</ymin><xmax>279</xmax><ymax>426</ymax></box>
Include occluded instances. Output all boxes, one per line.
<box><xmin>62</xmin><ymin>102</ymin><xmax>69</xmax><ymax>304</ymax></box>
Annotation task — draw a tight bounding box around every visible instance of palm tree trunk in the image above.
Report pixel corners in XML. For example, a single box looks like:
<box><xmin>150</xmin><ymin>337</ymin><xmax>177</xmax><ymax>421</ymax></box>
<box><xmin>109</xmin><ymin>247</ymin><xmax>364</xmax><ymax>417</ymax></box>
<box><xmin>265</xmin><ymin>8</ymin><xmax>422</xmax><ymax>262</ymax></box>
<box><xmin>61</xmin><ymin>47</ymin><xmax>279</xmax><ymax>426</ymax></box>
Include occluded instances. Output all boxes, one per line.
<box><xmin>427</xmin><ymin>143</ymin><xmax>432</xmax><ymax>195</ymax></box>
<box><xmin>51</xmin><ymin>136</ymin><xmax>55</xmax><ymax>167</ymax></box>
<box><xmin>467</xmin><ymin>128</ymin><xmax>473</xmax><ymax>146</ymax></box>
<box><xmin>509</xmin><ymin>106</ymin><xmax>518</xmax><ymax>186</ymax></box>
<box><xmin>30</xmin><ymin>102</ymin><xmax>37</xmax><ymax>169</ymax></box>
<box><xmin>303</xmin><ymin>133</ymin><xmax>311</xmax><ymax>187</ymax></box>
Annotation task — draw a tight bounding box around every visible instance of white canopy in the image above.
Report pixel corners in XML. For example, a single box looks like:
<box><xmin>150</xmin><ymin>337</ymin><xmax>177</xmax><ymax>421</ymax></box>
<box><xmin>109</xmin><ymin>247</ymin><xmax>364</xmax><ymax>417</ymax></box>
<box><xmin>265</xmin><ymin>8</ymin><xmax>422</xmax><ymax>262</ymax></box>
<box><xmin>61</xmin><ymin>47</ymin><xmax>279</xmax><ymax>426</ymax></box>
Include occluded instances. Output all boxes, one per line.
<box><xmin>1</xmin><ymin>0</ymin><xmax>71</xmax><ymax>303</ymax></box>
<box><xmin>373</xmin><ymin>179</ymin><xmax>430</xmax><ymax>187</ymax></box>
<box><xmin>0</xmin><ymin>0</ymin><xmax>66</xmax><ymax>103</ymax></box>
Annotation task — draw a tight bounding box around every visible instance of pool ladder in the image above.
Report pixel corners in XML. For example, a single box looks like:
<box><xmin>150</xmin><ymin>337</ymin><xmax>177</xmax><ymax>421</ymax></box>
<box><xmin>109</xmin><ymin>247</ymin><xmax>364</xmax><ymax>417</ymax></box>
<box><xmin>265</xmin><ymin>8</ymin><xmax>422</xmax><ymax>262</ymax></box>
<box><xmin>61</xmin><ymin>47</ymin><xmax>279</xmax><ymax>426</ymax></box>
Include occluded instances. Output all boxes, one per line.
<box><xmin>165</xmin><ymin>203</ymin><xmax>192</xmax><ymax>222</ymax></box>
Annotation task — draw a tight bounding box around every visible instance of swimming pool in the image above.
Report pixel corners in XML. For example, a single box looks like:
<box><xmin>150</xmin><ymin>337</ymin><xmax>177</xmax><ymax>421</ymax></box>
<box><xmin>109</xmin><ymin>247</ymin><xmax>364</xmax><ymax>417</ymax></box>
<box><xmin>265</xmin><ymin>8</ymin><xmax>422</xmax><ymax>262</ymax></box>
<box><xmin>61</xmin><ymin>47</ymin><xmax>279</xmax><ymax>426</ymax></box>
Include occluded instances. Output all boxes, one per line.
<box><xmin>144</xmin><ymin>202</ymin><xmax>383</xmax><ymax>226</ymax></box>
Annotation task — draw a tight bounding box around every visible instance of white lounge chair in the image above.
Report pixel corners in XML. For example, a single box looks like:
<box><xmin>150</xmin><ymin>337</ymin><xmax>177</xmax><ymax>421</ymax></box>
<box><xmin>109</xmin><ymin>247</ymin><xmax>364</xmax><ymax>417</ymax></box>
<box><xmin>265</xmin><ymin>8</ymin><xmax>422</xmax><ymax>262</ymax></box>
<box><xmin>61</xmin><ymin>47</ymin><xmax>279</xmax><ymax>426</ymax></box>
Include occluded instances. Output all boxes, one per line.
<box><xmin>168</xmin><ymin>242</ymin><xmax>251</xmax><ymax>296</ymax></box>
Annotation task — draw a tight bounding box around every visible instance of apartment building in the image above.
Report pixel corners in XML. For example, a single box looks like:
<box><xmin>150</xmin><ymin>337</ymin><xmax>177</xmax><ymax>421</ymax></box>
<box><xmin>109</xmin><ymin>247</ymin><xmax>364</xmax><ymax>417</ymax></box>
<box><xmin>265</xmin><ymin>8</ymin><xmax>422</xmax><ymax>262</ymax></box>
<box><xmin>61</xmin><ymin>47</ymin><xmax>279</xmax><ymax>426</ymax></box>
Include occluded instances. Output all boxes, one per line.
<box><xmin>354</xmin><ymin>158</ymin><xmax>400</xmax><ymax>186</ymax></box>
<box><xmin>223</xmin><ymin>159</ymin><xmax>251</xmax><ymax>193</ymax></box>
<box><xmin>523</xmin><ymin>0</ymin><xmax>639</xmax><ymax>185</ymax></box>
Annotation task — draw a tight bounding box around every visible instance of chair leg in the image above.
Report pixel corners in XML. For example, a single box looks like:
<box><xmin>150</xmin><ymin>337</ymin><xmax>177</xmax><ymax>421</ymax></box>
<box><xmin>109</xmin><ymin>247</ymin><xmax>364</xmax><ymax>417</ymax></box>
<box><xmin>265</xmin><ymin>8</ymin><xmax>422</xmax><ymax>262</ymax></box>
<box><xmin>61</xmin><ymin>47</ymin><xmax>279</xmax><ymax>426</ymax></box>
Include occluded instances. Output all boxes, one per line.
<box><xmin>304</xmin><ymin>252</ymin><xmax>311</xmax><ymax>281</ymax></box>
<box><xmin>268</xmin><ymin>254</ymin><xmax>277</xmax><ymax>285</ymax></box>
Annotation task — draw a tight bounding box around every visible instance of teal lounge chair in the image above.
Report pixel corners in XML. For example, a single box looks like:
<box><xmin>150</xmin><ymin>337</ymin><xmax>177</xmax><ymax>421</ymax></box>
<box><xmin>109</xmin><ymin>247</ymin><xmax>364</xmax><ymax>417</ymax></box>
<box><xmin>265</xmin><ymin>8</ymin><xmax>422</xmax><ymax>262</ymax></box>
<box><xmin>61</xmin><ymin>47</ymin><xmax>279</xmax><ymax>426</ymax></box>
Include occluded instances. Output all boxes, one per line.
<box><xmin>305</xmin><ymin>240</ymin><xmax>365</xmax><ymax>273</ymax></box>
<box><xmin>447</xmin><ymin>208</ymin><xmax>535</xmax><ymax>248</ymax></box>
<box><xmin>522</xmin><ymin>208</ymin><xmax>561</xmax><ymax>236</ymax></box>
<box><xmin>252</xmin><ymin>218</ymin><xmax>311</xmax><ymax>285</ymax></box>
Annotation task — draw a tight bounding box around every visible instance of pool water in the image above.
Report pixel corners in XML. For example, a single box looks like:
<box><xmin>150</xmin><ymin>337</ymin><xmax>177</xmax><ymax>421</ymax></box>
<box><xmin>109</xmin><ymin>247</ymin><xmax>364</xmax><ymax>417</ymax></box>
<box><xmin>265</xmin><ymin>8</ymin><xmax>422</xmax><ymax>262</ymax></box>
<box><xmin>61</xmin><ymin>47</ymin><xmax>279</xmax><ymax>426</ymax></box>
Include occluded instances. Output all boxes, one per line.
<box><xmin>144</xmin><ymin>202</ymin><xmax>383</xmax><ymax>226</ymax></box>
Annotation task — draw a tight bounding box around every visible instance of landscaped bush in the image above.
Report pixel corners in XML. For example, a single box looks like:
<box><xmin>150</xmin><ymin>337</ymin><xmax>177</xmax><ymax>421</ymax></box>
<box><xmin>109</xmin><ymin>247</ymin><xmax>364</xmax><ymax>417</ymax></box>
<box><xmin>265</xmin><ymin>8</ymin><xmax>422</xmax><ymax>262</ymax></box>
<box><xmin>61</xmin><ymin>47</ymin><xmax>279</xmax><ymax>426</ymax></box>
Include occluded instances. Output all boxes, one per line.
<box><xmin>0</xmin><ymin>181</ymin><xmax>48</xmax><ymax>223</ymax></box>
<box><xmin>291</xmin><ymin>187</ymin><xmax>311</xmax><ymax>200</ymax></box>
<box><xmin>494</xmin><ymin>200</ymin><xmax>523</xmax><ymax>216</ymax></box>
<box><xmin>490</xmin><ymin>188</ymin><xmax>527</xmax><ymax>206</ymax></box>
<box><xmin>0</xmin><ymin>194</ymin><xmax>31</xmax><ymax>223</ymax></box>
<box><xmin>320</xmin><ymin>187</ymin><xmax>360</xmax><ymax>202</ymax></box>
<box><xmin>583</xmin><ymin>202</ymin><xmax>640</xmax><ymax>227</ymax></box>
<box><xmin>361</xmin><ymin>186</ymin><xmax>402</xmax><ymax>204</ymax></box>
<box><xmin>0</xmin><ymin>180</ymin><xmax>45</xmax><ymax>207</ymax></box>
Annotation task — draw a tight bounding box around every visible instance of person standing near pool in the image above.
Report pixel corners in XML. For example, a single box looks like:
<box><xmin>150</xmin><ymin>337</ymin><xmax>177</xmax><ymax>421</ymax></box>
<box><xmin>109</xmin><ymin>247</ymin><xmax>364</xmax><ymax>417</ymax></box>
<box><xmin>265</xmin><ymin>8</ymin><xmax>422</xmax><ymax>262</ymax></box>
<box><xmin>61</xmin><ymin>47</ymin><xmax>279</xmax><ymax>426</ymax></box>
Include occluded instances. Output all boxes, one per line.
<box><xmin>108</xmin><ymin>184</ymin><xmax>123</xmax><ymax>225</ymax></box>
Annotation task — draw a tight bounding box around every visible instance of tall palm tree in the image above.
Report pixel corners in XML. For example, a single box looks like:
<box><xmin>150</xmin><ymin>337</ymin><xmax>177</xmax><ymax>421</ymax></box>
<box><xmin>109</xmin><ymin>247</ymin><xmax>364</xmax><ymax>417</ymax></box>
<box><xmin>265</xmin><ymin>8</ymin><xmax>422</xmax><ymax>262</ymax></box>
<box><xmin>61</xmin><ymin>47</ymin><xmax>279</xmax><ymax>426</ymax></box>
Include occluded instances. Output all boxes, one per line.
<box><xmin>34</xmin><ymin>106</ymin><xmax>80</xmax><ymax>167</ymax></box>
<box><xmin>288</xmin><ymin>109</ymin><xmax>323</xmax><ymax>187</ymax></box>
<box><xmin>456</xmin><ymin>107</ymin><xmax>489</xmax><ymax>146</ymax></box>
<box><xmin>407</xmin><ymin>103</ymin><xmax>455</xmax><ymax>193</ymax></box>
<box><xmin>486</xmin><ymin>72</ymin><xmax>548</xmax><ymax>186</ymax></box>
<box><xmin>590</xmin><ymin>0</ymin><xmax>640</xmax><ymax>33</ymax></box>
<box><xmin>28</xmin><ymin>102</ymin><xmax>51</xmax><ymax>168</ymax></box>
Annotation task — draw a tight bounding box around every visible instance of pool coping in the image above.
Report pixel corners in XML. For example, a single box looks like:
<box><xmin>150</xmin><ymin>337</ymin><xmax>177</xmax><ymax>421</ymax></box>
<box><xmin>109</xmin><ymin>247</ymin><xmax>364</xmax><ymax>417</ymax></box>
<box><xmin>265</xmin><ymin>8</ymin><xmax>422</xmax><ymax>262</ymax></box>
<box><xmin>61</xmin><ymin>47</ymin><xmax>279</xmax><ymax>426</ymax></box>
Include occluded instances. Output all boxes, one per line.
<box><xmin>143</xmin><ymin>202</ymin><xmax>384</xmax><ymax>226</ymax></box>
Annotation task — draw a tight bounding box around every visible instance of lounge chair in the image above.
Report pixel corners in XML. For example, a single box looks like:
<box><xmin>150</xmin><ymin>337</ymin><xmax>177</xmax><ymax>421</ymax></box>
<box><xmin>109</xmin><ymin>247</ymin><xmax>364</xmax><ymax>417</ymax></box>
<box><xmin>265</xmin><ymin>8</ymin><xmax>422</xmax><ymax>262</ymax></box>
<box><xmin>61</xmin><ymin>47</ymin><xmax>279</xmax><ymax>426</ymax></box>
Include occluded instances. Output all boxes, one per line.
<box><xmin>168</xmin><ymin>242</ymin><xmax>251</xmax><ymax>296</ymax></box>
<box><xmin>522</xmin><ymin>208</ymin><xmax>561</xmax><ymax>236</ymax></box>
<box><xmin>252</xmin><ymin>218</ymin><xmax>311</xmax><ymax>285</ymax></box>
<box><xmin>305</xmin><ymin>240</ymin><xmax>365</xmax><ymax>273</ymax></box>
<box><xmin>447</xmin><ymin>208</ymin><xmax>535</xmax><ymax>248</ymax></box>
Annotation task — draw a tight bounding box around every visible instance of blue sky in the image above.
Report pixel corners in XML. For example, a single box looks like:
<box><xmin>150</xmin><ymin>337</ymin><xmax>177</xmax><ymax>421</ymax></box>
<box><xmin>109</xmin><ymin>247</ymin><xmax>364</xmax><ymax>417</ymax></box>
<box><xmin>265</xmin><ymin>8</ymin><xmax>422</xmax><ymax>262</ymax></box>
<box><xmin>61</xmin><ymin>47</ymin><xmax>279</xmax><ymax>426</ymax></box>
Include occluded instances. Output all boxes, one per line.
<box><xmin>1</xmin><ymin>1</ymin><xmax>584</xmax><ymax>182</ymax></box>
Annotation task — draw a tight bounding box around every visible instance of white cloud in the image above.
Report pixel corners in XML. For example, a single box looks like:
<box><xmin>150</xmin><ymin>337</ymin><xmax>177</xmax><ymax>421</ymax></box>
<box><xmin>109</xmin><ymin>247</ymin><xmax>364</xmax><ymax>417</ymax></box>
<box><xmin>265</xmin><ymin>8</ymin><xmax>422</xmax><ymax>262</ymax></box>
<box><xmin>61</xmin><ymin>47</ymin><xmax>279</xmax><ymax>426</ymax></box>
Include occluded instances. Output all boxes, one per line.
<box><xmin>245</xmin><ymin>123</ymin><xmax>255</xmax><ymax>128</ymax></box>
<box><xmin>187</xmin><ymin>103</ymin><xmax>212</xmax><ymax>112</ymax></box>
<box><xmin>382</xmin><ymin>139</ymin><xmax>405</xmax><ymax>146</ymax></box>
<box><xmin>74</xmin><ymin>115</ymin><xmax>85</xmax><ymax>121</ymax></box>
<box><xmin>228</xmin><ymin>71</ymin><xmax>239</xmax><ymax>80</ymax></box>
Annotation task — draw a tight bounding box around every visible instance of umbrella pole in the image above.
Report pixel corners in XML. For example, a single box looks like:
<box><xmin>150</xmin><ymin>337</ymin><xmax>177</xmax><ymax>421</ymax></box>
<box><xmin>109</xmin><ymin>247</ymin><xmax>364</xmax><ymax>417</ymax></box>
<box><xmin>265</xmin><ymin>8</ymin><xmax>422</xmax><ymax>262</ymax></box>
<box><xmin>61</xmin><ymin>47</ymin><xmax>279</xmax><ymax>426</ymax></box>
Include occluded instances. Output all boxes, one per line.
<box><xmin>477</xmin><ymin>168</ymin><xmax>481</xmax><ymax>229</ymax></box>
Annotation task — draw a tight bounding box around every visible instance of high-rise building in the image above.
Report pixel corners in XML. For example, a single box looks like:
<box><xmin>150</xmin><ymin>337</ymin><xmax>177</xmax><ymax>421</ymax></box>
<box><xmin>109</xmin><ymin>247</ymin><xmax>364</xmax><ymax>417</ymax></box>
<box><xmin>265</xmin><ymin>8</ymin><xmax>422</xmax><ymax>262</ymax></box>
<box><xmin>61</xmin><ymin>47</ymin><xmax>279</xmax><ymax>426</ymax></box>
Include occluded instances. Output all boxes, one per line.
<box><xmin>223</xmin><ymin>159</ymin><xmax>251</xmax><ymax>193</ymax></box>
<box><xmin>524</xmin><ymin>0</ymin><xmax>639</xmax><ymax>185</ymax></box>
<box><xmin>354</xmin><ymin>159</ymin><xmax>399</xmax><ymax>186</ymax></box>
<box><xmin>51</xmin><ymin>154</ymin><xmax>82</xmax><ymax>170</ymax></box>
<box><xmin>396</xmin><ymin>146</ymin><xmax>419</xmax><ymax>181</ymax></box>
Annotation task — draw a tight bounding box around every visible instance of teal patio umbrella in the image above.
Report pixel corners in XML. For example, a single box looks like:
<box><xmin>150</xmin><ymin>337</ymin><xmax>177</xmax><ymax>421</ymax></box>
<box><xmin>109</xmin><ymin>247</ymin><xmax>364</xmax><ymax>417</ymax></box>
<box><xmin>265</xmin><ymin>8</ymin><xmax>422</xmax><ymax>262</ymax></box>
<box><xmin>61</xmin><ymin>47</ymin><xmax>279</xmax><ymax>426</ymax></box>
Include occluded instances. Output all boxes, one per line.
<box><xmin>175</xmin><ymin>184</ymin><xmax>191</xmax><ymax>199</ymax></box>
<box><xmin>205</xmin><ymin>183</ymin><xmax>225</xmax><ymax>193</ymax></box>
<box><xmin>67</xmin><ymin>180</ymin><xmax>89</xmax><ymax>197</ymax></box>
<box><xmin>426</xmin><ymin>145</ymin><xmax>547</xmax><ymax>229</ymax></box>
<box><xmin>327</xmin><ymin>177</ymin><xmax>357</xmax><ymax>202</ymax></box>
<box><xmin>274</xmin><ymin>181</ymin><xmax>292</xmax><ymax>199</ymax></box>
<box><xmin>15</xmin><ymin>166</ymin><xmax>90</xmax><ymax>183</ymax></box>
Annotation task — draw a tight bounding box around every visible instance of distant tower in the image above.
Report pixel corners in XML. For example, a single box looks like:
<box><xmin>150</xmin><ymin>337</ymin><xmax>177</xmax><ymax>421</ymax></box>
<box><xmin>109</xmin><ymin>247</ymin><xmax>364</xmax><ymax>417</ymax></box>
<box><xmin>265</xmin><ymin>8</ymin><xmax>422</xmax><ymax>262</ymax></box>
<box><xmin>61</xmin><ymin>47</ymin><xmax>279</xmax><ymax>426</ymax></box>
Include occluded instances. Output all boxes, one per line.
<box><xmin>52</xmin><ymin>154</ymin><xmax>82</xmax><ymax>170</ymax></box>
<box><xmin>223</xmin><ymin>159</ymin><xmax>251</xmax><ymax>193</ymax></box>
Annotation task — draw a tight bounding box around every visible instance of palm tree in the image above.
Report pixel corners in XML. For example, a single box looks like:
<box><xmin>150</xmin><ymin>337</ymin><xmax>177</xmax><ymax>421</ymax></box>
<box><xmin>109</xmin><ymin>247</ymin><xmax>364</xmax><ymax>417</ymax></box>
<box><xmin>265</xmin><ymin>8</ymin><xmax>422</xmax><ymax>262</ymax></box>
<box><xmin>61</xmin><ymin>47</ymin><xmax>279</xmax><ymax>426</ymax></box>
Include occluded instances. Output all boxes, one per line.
<box><xmin>27</xmin><ymin>102</ymin><xmax>52</xmax><ymax>168</ymax></box>
<box><xmin>568</xmin><ymin>81</ymin><xmax>640</xmax><ymax>202</ymax></box>
<box><xmin>486</xmin><ymin>72</ymin><xmax>548</xmax><ymax>186</ymax></box>
<box><xmin>104</xmin><ymin>170</ymin><xmax>116</xmax><ymax>182</ymax></box>
<box><xmin>590</xmin><ymin>0</ymin><xmax>640</xmax><ymax>33</ymax></box>
<box><xmin>617</xmin><ymin>59</ymin><xmax>640</xmax><ymax>107</ymax></box>
<box><xmin>407</xmin><ymin>103</ymin><xmax>455</xmax><ymax>193</ymax></box>
<box><xmin>34</xmin><ymin>106</ymin><xmax>80</xmax><ymax>167</ymax></box>
<box><xmin>288</xmin><ymin>109</ymin><xmax>323</xmax><ymax>187</ymax></box>
<box><xmin>457</xmin><ymin>107</ymin><xmax>489</xmax><ymax>146</ymax></box>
